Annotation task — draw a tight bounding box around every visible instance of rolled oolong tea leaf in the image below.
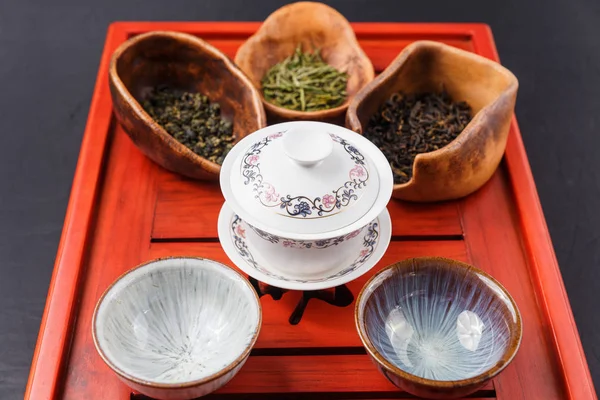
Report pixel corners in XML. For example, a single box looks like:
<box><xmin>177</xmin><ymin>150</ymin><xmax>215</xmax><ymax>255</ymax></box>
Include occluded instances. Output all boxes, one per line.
<box><xmin>261</xmin><ymin>44</ymin><xmax>348</xmax><ymax>112</ymax></box>
<box><xmin>363</xmin><ymin>90</ymin><xmax>473</xmax><ymax>184</ymax></box>
<box><xmin>142</xmin><ymin>85</ymin><xmax>235</xmax><ymax>165</ymax></box>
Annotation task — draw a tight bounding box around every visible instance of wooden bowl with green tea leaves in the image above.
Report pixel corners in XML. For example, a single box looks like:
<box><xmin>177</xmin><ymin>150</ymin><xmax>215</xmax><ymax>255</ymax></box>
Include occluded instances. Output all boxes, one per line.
<box><xmin>346</xmin><ymin>40</ymin><xmax>519</xmax><ymax>202</ymax></box>
<box><xmin>109</xmin><ymin>31</ymin><xmax>267</xmax><ymax>181</ymax></box>
<box><xmin>234</xmin><ymin>1</ymin><xmax>375</xmax><ymax>124</ymax></box>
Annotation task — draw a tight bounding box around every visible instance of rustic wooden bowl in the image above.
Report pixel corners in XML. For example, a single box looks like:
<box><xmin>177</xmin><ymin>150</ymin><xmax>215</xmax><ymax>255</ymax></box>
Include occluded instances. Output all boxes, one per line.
<box><xmin>346</xmin><ymin>40</ymin><xmax>518</xmax><ymax>202</ymax></box>
<box><xmin>234</xmin><ymin>1</ymin><xmax>374</xmax><ymax>123</ymax></box>
<box><xmin>109</xmin><ymin>31</ymin><xmax>267</xmax><ymax>181</ymax></box>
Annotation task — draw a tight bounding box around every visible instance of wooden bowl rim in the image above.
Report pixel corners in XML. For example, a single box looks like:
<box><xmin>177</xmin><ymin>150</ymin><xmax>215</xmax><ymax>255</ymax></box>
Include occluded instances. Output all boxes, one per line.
<box><xmin>109</xmin><ymin>30</ymin><xmax>267</xmax><ymax>175</ymax></box>
<box><xmin>347</xmin><ymin>40</ymin><xmax>519</xmax><ymax>190</ymax></box>
<box><xmin>233</xmin><ymin>1</ymin><xmax>375</xmax><ymax>119</ymax></box>
<box><xmin>354</xmin><ymin>256</ymin><xmax>523</xmax><ymax>389</ymax></box>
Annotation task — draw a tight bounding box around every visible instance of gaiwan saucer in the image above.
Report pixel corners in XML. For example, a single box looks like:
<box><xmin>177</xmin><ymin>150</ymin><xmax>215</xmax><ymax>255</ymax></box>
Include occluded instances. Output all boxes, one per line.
<box><xmin>218</xmin><ymin>202</ymin><xmax>392</xmax><ymax>291</ymax></box>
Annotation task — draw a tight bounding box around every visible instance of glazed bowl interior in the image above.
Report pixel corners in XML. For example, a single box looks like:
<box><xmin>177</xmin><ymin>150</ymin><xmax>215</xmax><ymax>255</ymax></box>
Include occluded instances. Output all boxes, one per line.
<box><xmin>356</xmin><ymin>257</ymin><xmax>521</xmax><ymax>384</ymax></box>
<box><xmin>114</xmin><ymin>32</ymin><xmax>263</xmax><ymax>141</ymax></box>
<box><xmin>93</xmin><ymin>257</ymin><xmax>261</xmax><ymax>386</ymax></box>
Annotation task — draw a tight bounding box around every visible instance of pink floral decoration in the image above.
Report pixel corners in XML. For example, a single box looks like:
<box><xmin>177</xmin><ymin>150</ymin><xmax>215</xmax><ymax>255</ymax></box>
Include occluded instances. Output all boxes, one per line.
<box><xmin>346</xmin><ymin>229</ymin><xmax>362</xmax><ymax>240</ymax></box>
<box><xmin>260</xmin><ymin>183</ymin><xmax>280</xmax><ymax>204</ymax></box>
<box><xmin>350</xmin><ymin>165</ymin><xmax>366</xmax><ymax>180</ymax></box>
<box><xmin>236</xmin><ymin>225</ymin><xmax>246</xmax><ymax>238</ymax></box>
<box><xmin>247</xmin><ymin>155</ymin><xmax>259</xmax><ymax>165</ymax></box>
<box><xmin>360</xmin><ymin>248</ymin><xmax>370</xmax><ymax>258</ymax></box>
<box><xmin>268</xmin><ymin>132</ymin><xmax>283</xmax><ymax>139</ymax></box>
<box><xmin>283</xmin><ymin>240</ymin><xmax>294</xmax><ymax>248</ymax></box>
<box><xmin>322</xmin><ymin>194</ymin><xmax>336</xmax><ymax>208</ymax></box>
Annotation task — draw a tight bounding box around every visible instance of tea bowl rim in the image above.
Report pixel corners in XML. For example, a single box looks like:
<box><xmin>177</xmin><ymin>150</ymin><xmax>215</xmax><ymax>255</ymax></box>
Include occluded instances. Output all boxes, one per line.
<box><xmin>91</xmin><ymin>256</ymin><xmax>262</xmax><ymax>389</ymax></box>
<box><xmin>346</xmin><ymin>39</ymin><xmax>519</xmax><ymax>192</ymax></box>
<box><xmin>354</xmin><ymin>256</ymin><xmax>523</xmax><ymax>389</ymax></box>
<box><xmin>233</xmin><ymin>1</ymin><xmax>375</xmax><ymax>119</ymax></box>
<box><xmin>109</xmin><ymin>30</ymin><xmax>267</xmax><ymax>176</ymax></box>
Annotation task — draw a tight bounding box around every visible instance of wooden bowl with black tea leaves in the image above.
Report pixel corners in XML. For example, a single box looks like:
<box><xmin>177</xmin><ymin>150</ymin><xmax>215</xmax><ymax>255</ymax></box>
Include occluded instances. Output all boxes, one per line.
<box><xmin>234</xmin><ymin>2</ymin><xmax>374</xmax><ymax>124</ymax></box>
<box><xmin>346</xmin><ymin>40</ymin><xmax>518</xmax><ymax>202</ymax></box>
<box><xmin>109</xmin><ymin>31</ymin><xmax>267</xmax><ymax>181</ymax></box>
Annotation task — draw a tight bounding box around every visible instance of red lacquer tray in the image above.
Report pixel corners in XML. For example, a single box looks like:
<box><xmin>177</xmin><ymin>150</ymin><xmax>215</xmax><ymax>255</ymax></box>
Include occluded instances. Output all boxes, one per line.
<box><xmin>25</xmin><ymin>22</ymin><xmax>597</xmax><ymax>400</ymax></box>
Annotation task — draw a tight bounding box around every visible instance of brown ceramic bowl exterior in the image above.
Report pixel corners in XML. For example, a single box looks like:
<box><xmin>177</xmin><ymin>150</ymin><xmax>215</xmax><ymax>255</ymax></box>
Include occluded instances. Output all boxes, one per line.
<box><xmin>355</xmin><ymin>257</ymin><xmax>523</xmax><ymax>399</ymax></box>
<box><xmin>109</xmin><ymin>31</ymin><xmax>267</xmax><ymax>181</ymax></box>
<box><xmin>234</xmin><ymin>1</ymin><xmax>374</xmax><ymax>124</ymax></box>
<box><xmin>346</xmin><ymin>40</ymin><xmax>519</xmax><ymax>202</ymax></box>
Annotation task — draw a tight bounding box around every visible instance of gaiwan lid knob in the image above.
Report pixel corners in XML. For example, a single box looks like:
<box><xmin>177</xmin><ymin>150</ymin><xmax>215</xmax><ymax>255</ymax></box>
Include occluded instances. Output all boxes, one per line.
<box><xmin>220</xmin><ymin>121</ymin><xmax>393</xmax><ymax>238</ymax></box>
<box><xmin>282</xmin><ymin>127</ymin><xmax>334</xmax><ymax>167</ymax></box>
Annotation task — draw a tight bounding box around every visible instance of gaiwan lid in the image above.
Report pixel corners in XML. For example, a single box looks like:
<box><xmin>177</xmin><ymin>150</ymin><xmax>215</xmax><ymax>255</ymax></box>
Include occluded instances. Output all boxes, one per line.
<box><xmin>220</xmin><ymin>121</ymin><xmax>393</xmax><ymax>239</ymax></box>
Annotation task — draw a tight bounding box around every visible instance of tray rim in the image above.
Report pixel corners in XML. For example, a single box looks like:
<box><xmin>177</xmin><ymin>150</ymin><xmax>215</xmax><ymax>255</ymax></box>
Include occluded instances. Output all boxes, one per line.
<box><xmin>24</xmin><ymin>21</ymin><xmax>596</xmax><ymax>400</ymax></box>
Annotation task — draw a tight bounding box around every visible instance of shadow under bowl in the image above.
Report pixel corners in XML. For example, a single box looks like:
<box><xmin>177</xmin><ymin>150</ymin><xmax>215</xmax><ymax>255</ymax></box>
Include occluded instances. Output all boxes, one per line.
<box><xmin>92</xmin><ymin>257</ymin><xmax>262</xmax><ymax>400</ymax></box>
<box><xmin>109</xmin><ymin>31</ymin><xmax>267</xmax><ymax>181</ymax></box>
<box><xmin>234</xmin><ymin>1</ymin><xmax>374</xmax><ymax>124</ymax></box>
<box><xmin>355</xmin><ymin>257</ymin><xmax>522</xmax><ymax>399</ymax></box>
<box><xmin>346</xmin><ymin>40</ymin><xmax>518</xmax><ymax>202</ymax></box>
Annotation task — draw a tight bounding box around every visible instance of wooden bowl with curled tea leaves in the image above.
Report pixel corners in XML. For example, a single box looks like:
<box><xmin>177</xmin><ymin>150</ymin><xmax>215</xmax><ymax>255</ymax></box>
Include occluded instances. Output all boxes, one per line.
<box><xmin>346</xmin><ymin>40</ymin><xmax>519</xmax><ymax>202</ymax></box>
<box><xmin>109</xmin><ymin>31</ymin><xmax>267</xmax><ymax>181</ymax></box>
<box><xmin>234</xmin><ymin>1</ymin><xmax>374</xmax><ymax>124</ymax></box>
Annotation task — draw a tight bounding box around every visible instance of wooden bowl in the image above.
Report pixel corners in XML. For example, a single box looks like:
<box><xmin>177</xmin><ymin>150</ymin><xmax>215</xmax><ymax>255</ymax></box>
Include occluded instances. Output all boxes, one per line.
<box><xmin>234</xmin><ymin>2</ymin><xmax>374</xmax><ymax>124</ymax></box>
<box><xmin>346</xmin><ymin>40</ymin><xmax>518</xmax><ymax>202</ymax></box>
<box><xmin>109</xmin><ymin>31</ymin><xmax>267</xmax><ymax>181</ymax></box>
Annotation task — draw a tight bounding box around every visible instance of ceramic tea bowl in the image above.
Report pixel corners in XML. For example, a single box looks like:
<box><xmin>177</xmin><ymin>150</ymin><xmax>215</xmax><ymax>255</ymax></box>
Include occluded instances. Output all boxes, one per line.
<box><xmin>234</xmin><ymin>1</ymin><xmax>374</xmax><ymax>123</ymax></box>
<box><xmin>218</xmin><ymin>121</ymin><xmax>394</xmax><ymax>284</ymax></box>
<box><xmin>346</xmin><ymin>40</ymin><xmax>519</xmax><ymax>202</ymax></box>
<box><xmin>355</xmin><ymin>257</ymin><xmax>522</xmax><ymax>399</ymax></box>
<box><xmin>92</xmin><ymin>257</ymin><xmax>261</xmax><ymax>400</ymax></box>
<box><xmin>109</xmin><ymin>31</ymin><xmax>267</xmax><ymax>181</ymax></box>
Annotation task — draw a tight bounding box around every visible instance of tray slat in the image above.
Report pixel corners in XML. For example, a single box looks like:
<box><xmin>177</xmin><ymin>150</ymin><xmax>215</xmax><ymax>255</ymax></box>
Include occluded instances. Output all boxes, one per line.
<box><xmin>460</xmin><ymin>169</ymin><xmax>566</xmax><ymax>399</ymax></box>
<box><xmin>61</xmin><ymin>125</ymin><xmax>158</xmax><ymax>400</ymax></box>
<box><xmin>128</xmin><ymin>355</ymin><xmax>493</xmax><ymax>397</ymax></box>
<box><xmin>151</xmin><ymin>176</ymin><xmax>463</xmax><ymax>239</ymax></box>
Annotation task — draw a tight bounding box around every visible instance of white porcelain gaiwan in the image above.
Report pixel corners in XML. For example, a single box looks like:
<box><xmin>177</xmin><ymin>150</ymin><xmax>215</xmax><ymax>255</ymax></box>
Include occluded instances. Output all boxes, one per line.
<box><xmin>219</xmin><ymin>121</ymin><xmax>394</xmax><ymax>290</ymax></box>
<box><xmin>92</xmin><ymin>257</ymin><xmax>261</xmax><ymax>400</ymax></box>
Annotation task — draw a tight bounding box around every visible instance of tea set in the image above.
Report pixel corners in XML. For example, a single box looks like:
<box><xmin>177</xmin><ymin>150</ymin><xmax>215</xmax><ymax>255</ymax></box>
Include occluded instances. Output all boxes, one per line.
<box><xmin>92</xmin><ymin>120</ymin><xmax>522</xmax><ymax>400</ymax></box>
<box><xmin>94</xmin><ymin>1</ymin><xmax>525</xmax><ymax>397</ymax></box>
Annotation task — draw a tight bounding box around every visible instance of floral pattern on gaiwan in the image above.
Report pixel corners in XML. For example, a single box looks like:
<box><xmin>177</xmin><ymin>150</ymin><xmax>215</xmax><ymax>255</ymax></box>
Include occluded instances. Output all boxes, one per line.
<box><xmin>240</xmin><ymin>131</ymin><xmax>369</xmax><ymax>219</ymax></box>
<box><xmin>235</xmin><ymin>224</ymin><xmax>246</xmax><ymax>239</ymax></box>
<box><xmin>248</xmin><ymin>224</ymin><xmax>365</xmax><ymax>249</ymax></box>
<box><xmin>246</xmin><ymin>154</ymin><xmax>260</xmax><ymax>165</ymax></box>
<box><xmin>350</xmin><ymin>165</ymin><xmax>366</xmax><ymax>179</ymax></box>
<box><xmin>260</xmin><ymin>183</ymin><xmax>280</xmax><ymax>205</ymax></box>
<box><xmin>230</xmin><ymin>214</ymin><xmax>380</xmax><ymax>284</ymax></box>
<box><xmin>322</xmin><ymin>194</ymin><xmax>336</xmax><ymax>208</ymax></box>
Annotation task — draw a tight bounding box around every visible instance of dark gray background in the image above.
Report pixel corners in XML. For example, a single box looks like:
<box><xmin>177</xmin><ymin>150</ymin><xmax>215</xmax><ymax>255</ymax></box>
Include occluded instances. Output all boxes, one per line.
<box><xmin>1</xmin><ymin>0</ymin><xmax>599</xmax><ymax>398</ymax></box>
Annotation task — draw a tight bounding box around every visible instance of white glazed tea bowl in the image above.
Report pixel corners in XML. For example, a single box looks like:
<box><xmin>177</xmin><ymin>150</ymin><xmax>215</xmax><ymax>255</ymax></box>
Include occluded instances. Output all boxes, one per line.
<box><xmin>92</xmin><ymin>257</ymin><xmax>262</xmax><ymax>400</ymax></box>
<box><xmin>355</xmin><ymin>257</ymin><xmax>522</xmax><ymax>399</ymax></box>
<box><xmin>218</xmin><ymin>121</ymin><xmax>394</xmax><ymax>286</ymax></box>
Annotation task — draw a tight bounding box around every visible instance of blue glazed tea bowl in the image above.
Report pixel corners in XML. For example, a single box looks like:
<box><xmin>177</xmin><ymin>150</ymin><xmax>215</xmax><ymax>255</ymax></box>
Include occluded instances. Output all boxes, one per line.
<box><xmin>355</xmin><ymin>257</ymin><xmax>522</xmax><ymax>399</ymax></box>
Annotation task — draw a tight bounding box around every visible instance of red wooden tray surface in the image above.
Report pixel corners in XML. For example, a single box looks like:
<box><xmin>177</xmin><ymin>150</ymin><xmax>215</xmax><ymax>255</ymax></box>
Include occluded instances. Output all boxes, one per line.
<box><xmin>25</xmin><ymin>22</ymin><xmax>596</xmax><ymax>400</ymax></box>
